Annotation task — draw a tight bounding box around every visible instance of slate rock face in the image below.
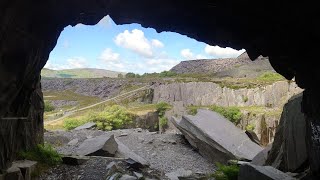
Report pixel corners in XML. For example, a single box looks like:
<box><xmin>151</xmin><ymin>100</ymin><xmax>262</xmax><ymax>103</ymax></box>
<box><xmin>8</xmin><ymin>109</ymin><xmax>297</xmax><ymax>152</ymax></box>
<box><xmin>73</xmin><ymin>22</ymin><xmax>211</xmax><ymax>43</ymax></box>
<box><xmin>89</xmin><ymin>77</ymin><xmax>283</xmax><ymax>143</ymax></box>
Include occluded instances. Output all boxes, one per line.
<box><xmin>265</xmin><ymin>93</ymin><xmax>307</xmax><ymax>172</ymax></box>
<box><xmin>172</xmin><ymin>109</ymin><xmax>263</xmax><ymax>163</ymax></box>
<box><xmin>238</xmin><ymin>164</ymin><xmax>296</xmax><ymax>180</ymax></box>
<box><xmin>153</xmin><ymin>81</ymin><xmax>302</xmax><ymax>108</ymax></box>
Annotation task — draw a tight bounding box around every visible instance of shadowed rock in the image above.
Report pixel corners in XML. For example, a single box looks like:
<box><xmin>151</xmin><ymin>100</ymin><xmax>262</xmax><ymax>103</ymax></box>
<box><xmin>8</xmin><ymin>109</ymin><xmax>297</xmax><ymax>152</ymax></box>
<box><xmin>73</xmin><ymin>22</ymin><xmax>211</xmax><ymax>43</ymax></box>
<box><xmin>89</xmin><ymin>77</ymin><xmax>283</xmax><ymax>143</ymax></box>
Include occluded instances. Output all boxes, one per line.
<box><xmin>265</xmin><ymin>93</ymin><xmax>307</xmax><ymax>172</ymax></box>
<box><xmin>238</xmin><ymin>164</ymin><xmax>296</xmax><ymax>180</ymax></box>
<box><xmin>172</xmin><ymin>109</ymin><xmax>262</xmax><ymax>163</ymax></box>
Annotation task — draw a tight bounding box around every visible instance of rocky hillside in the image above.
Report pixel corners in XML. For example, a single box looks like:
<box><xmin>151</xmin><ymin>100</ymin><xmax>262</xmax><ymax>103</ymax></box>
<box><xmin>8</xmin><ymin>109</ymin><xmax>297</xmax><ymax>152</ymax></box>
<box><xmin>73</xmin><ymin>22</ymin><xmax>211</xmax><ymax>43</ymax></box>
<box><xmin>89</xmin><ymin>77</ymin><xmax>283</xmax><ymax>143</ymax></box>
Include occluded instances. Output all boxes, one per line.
<box><xmin>41</xmin><ymin>78</ymin><xmax>147</xmax><ymax>99</ymax></box>
<box><xmin>41</xmin><ymin>68</ymin><xmax>126</xmax><ymax>78</ymax></box>
<box><xmin>170</xmin><ymin>52</ymin><xmax>273</xmax><ymax>76</ymax></box>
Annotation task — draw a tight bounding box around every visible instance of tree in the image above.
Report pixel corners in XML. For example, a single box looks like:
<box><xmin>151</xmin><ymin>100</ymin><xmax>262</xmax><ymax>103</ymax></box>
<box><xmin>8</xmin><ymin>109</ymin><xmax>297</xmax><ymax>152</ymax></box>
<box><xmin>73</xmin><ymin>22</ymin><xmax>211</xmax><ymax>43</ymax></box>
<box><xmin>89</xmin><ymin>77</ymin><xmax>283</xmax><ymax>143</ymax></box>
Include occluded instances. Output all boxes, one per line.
<box><xmin>117</xmin><ymin>74</ymin><xmax>124</xmax><ymax>78</ymax></box>
<box><xmin>125</xmin><ymin>72</ymin><xmax>136</xmax><ymax>78</ymax></box>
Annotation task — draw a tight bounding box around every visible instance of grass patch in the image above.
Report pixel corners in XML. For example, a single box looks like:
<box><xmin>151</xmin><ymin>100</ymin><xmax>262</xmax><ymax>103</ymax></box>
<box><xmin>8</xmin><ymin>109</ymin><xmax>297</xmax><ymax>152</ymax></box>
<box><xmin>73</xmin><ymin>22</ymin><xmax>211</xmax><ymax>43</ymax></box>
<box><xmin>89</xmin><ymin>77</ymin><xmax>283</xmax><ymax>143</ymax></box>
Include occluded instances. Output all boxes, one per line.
<box><xmin>62</xmin><ymin>105</ymin><xmax>134</xmax><ymax>131</ymax></box>
<box><xmin>256</xmin><ymin>72</ymin><xmax>285</xmax><ymax>82</ymax></box>
<box><xmin>63</xmin><ymin>116</ymin><xmax>89</xmax><ymax>130</ymax></box>
<box><xmin>44</xmin><ymin>101</ymin><xmax>55</xmax><ymax>112</ymax></box>
<box><xmin>187</xmin><ymin>106</ymin><xmax>199</xmax><ymax>115</ymax></box>
<box><xmin>210</xmin><ymin>105</ymin><xmax>242</xmax><ymax>124</ymax></box>
<box><xmin>19</xmin><ymin>144</ymin><xmax>62</xmax><ymax>177</ymax></box>
<box><xmin>211</xmin><ymin>163</ymin><xmax>240</xmax><ymax>180</ymax></box>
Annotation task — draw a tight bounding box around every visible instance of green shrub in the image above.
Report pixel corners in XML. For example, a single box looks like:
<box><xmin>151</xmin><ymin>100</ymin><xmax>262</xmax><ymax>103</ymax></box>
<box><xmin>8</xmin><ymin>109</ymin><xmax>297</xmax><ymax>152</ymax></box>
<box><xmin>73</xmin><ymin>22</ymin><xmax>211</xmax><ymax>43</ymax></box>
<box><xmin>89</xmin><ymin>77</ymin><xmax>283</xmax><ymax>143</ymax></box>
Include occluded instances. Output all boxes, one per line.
<box><xmin>242</xmin><ymin>96</ymin><xmax>248</xmax><ymax>103</ymax></box>
<box><xmin>19</xmin><ymin>144</ymin><xmax>62</xmax><ymax>166</ymax></box>
<box><xmin>256</xmin><ymin>72</ymin><xmax>284</xmax><ymax>82</ymax></box>
<box><xmin>212</xmin><ymin>163</ymin><xmax>239</xmax><ymax>180</ymax></box>
<box><xmin>63</xmin><ymin>117</ymin><xmax>88</xmax><ymax>130</ymax></box>
<box><xmin>159</xmin><ymin>71</ymin><xmax>177</xmax><ymax>77</ymax></box>
<box><xmin>44</xmin><ymin>101</ymin><xmax>55</xmax><ymax>112</ymax></box>
<box><xmin>187</xmin><ymin>106</ymin><xmax>198</xmax><ymax>115</ymax></box>
<box><xmin>210</xmin><ymin>105</ymin><xmax>242</xmax><ymax>124</ymax></box>
<box><xmin>156</xmin><ymin>102</ymin><xmax>171</xmax><ymax>117</ymax></box>
<box><xmin>88</xmin><ymin>105</ymin><xmax>133</xmax><ymax>131</ymax></box>
<box><xmin>159</xmin><ymin>116</ymin><xmax>168</xmax><ymax>128</ymax></box>
<box><xmin>245</xmin><ymin>124</ymin><xmax>255</xmax><ymax>131</ymax></box>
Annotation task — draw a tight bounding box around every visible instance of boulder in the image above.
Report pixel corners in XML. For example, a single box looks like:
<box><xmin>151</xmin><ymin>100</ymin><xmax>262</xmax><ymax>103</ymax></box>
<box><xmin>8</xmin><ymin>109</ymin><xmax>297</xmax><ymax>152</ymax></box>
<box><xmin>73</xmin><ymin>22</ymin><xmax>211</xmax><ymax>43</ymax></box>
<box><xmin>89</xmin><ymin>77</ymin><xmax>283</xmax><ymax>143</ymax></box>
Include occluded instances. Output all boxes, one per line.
<box><xmin>238</xmin><ymin>164</ymin><xmax>296</xmax><ymax>180</ymax></box>
<box><xmin>62</xmin><ymin>156</ymin><xmax>89</xmax><ymax>165</ymax></box>
<box><xmin>10</xmin><ymin>160</ymin><xmax>37</xmax><ymax>180</ymax></box>
<box><xmin>165</xmin><ymin>168</ymin><xmax>193</xmax><ymax>180</ymax></box>
<box><xmin>172</xmin><ymin>109</ymin><xmax>263</xmax><ymax>163</ymax></box>
<box><xmin>76</xmin><ymin>134</ymin><xmax>148</xmax><ymax>166</ymax></box>
<box><xmin>5</xmin><ymin>166</ymin><xmax>23</xmax><ymax>180</ymax></box>
<box><xmin>265</xmin><ymin>93</ymin><xmax>307</xmax><ymax>172</ymax></box>
<box><xmin>252</xmin><ymin>144</ymin><xmax>273</xmax><ymax>166</ymax></box>
<box><xmin>67</xmin><ymin>138</ymin><xmax>79</xmax><ymax>146</ymax></box>
<box><xmin>75</xmin><ymin>134</ymin><xmax>117</xmax><ymax>156</ymax></box>
<box><xmin>74</xmin><ymin>122</ymin><xmax>96</xmax><ymax>130</ymax></box>
<box><xmin>119</xmin><ymin>174</ymin><xmax>137</xmax><ymax>180</ymax></box>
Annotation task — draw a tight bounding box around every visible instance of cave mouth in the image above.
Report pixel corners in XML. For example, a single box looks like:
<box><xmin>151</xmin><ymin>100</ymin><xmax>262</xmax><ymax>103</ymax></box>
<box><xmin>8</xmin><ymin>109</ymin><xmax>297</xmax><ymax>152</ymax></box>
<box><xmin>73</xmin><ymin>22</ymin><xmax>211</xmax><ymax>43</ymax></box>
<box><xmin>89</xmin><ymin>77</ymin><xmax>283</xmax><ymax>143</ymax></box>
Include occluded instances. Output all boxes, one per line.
<box><xmin>1</xmin><ymin>0</ymin><xmax>320</xmax><ymax>177</ymax></box>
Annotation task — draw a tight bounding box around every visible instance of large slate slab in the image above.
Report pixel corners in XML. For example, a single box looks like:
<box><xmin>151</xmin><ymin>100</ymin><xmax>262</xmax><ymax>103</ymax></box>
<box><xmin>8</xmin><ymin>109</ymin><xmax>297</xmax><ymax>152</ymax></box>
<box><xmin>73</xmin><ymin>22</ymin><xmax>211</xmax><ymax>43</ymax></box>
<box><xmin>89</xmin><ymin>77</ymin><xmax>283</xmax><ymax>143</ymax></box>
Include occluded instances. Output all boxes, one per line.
<box><xmin>172</xmin><ymin>109</ymin><xmax>262</xmax><ymax>163</ymax></box>
<box><xmin>75</xmin><ymin>134</ymin><xmax>117</xmax><ymax>156</ymax></box>
<box><xmin>238</xmin><ymin>164</ymin><xmax>296</xmax><ymax>180</ymax></box>
<box><xmin>74</xmin><ymin>122</ymin><xmax>96</xmax><ymax>130</ymax></box>
<box><xmin>265</xmin><ymin>93</ymin><xmax>307</xmax><ymax>172</ymax></box>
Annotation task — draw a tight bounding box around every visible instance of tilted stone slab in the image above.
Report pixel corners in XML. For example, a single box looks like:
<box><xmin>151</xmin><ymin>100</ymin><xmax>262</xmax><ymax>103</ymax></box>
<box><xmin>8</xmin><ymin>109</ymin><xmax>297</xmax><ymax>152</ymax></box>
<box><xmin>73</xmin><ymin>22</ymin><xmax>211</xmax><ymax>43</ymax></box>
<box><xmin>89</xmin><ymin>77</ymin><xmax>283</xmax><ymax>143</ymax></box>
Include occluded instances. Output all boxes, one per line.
<box><xmin>76</xmin><ymin>134</ymin><xmax>118</xmax><ymax>156</ymax></box>
<box><xmin>172</xmin><ymin>109</ymin><xmax>263</xmax><ymax>163</ymax></box>
<box><xmin>238</xmin><ymin>164</ymin><xmax>296</xmax><ymax>180</ymax></box>
<box><xmin>74</xmin><ymin>122</ymin><xmax>96</xmax><ymax>130</ymax></box>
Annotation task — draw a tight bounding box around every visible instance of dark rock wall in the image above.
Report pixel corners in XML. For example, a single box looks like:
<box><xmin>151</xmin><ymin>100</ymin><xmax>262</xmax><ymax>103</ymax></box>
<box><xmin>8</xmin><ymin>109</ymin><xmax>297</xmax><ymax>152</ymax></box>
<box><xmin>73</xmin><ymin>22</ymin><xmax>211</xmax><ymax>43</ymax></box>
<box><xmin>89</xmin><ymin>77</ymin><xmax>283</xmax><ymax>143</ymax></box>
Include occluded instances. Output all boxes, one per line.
<box><xmin>1</xmin><ymin>0</ymin><xmax>320</xmax><ymax>174</ymax></box>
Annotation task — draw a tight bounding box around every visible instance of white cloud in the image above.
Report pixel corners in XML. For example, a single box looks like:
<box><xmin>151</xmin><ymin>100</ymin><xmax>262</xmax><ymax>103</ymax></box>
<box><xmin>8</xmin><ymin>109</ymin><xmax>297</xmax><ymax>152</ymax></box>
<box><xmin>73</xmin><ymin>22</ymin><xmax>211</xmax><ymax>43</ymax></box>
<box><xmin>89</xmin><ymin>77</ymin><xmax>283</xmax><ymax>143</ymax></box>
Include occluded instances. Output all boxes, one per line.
<box><xmin>115</xmin><ymin>29</ymin><xmax>153</xmax><ymax>58</ymax></box>
<box><xmin>98</xmin><ymin>15</ymin><xmax>112</xmax><ymax>29</ymax></box>
<box><xmin>66</xmin><ymin>57</ymin><xmax>88</xmax><ymax>68</ymax></box>
<box><xmin>205</xmin><ymin>45</ymin><xmax>245</xmax><ymax>58</ymax></box>
<box><xmin>44</xmin><ymin>57</ymin><xmax>88</xmax><ymax>70</ymax></box>
<box><xmin>196</xmin><ymin>54</ymin><xmax>207</xmax><ymax>59</ymax></box>
<box><xmin>99</xmin><ymin>48</ymin><xmax>120</xmax><ymax>62</ymax></box>
<box><xmin>151</xmin><ymin>39</ymin><xmax>164</xmax><ymax>48</ymax></box>
<box><xmin>181</xmin><ymin>49</ymin><xmax>194</xmax><ymax>59</ymax></box>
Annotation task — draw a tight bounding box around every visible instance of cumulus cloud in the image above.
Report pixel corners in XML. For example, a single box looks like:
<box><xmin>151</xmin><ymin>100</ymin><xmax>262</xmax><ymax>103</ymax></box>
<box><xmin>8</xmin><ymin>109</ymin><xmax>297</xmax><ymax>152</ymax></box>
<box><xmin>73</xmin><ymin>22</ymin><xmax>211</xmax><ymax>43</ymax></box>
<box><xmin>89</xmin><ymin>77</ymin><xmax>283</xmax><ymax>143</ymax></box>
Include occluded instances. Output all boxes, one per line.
<box><xmin>180</xmin><ymin>49</ymin><xmax>207</xmax><ymax>60</ymax></box>
<box><xmin>151</xmin><ymin>39</ymin><xmax>164</xmax><ymax>48</ymax></box>
<box><xmin>181</xmin><ymin>49</ymin><xmax>194</xmax><ymax>59</ymax></box>
<box><xmin>114</xmin><ymin>29</ymin><xmax>153</xmax><ymax>58</ymax></box>
<box><xmin>44</xmin><ymin>57</ymin><xmax>88</xmax><ymax>70</ymax></box>
<box><xmin>66</xmin><ymin>57</ymin><xmax>88</xmax><ymax>68</ymax></box>
<box><xmin>99</xmin><ymin>48</ymin><xmax>120</xmax><ymax>62</ymax></box>
<box><xmin>205</xmin><ymin>45</ymin><xmax>245</xmax><ymax>58</ymax></box>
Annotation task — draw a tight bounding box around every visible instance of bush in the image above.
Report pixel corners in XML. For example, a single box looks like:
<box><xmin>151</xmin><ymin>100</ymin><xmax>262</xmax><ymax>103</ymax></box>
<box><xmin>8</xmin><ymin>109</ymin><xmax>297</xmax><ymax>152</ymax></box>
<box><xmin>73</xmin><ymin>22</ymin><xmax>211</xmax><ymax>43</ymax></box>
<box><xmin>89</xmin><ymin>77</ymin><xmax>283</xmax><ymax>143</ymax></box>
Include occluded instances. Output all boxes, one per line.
<box><xmin>159</xmin><ymin>116</ymin><xmax>168</xmax><ymax>129</ymax></box>
<box><xmin>210</xmin><ymin>105</ymin><xmax>242</xmax><ymax>124</ymax></box>
<box><xmin>212</xmin><ymin>163</ymin><xmax>239</xmax><ymax>180</ymax></box>
<box><xmin>156</xmin><ymin>102</ymin><xmax>171</xmax><ymax>117</ymax></box>
<box><xmin>88</xmin><ymin>105</ymin><xmax>133</xmax><ymax>131</ymax></box>
<box><xmin>187</xmin><ymin>106</ymin><xmax>198</xmax><ymax>115</ymax></box>
<box><xmin>19</xmin><ymin>144</ymin><xmax>62</xmax><ymax>166</ymax></box>
<box><xmin>44</xmin><ymin>101</ymin><xmax>55</xmax><ymax>112</ymax></box>
<box><xmin>159</xmin><ymin>71</ymin><xmax>177</xmax><ymax>77</ymax></box>
<box><xmin>63</xmin><ymin>117</ymin><xmax>88</xmax><ymax>130</ymax></box>
<box><xmin>245</xmin><ymin>124</ymin><xmax>255</xmax><ymax>131</ymax></box>
<box><xmin>257</xmin><ymin>72</ymin><xmax>284</xmax><ymax>82</ymax></box>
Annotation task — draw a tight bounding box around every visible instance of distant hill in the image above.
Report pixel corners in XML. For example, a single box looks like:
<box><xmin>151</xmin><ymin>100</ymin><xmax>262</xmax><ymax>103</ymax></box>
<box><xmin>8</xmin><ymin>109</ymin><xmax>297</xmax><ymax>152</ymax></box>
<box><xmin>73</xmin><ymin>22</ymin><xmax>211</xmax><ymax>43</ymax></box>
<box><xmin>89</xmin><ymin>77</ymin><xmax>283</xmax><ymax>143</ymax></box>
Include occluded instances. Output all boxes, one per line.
<box><xmin>170</xmin><ymin>52</ymin><xmax>275</xmax><ymax>78</ymax></box>
<box><xmin>41</xmin><ymin>68</ymin><xmax>126</xmax><ymax>78</ymax></box>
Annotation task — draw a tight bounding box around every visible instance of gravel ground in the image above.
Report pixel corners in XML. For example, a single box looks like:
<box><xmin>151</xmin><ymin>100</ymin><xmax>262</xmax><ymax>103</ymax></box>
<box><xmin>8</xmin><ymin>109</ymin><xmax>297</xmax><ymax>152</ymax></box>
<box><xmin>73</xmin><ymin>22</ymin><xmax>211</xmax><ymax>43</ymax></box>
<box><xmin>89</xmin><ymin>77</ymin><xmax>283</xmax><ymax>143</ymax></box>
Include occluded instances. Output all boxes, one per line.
<box><xmin>44</xmin><ymin>128</ymin><xmax>216</xmax><ymax>177</ymax></box>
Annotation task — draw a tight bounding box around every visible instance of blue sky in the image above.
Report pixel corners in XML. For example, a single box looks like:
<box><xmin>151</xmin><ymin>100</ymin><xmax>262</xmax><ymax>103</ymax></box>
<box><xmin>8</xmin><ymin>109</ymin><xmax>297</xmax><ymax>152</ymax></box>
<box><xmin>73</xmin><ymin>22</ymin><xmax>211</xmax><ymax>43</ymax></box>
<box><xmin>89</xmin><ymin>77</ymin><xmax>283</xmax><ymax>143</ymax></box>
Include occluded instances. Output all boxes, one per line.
<box><xmin>46</xmin><ymin>16</ymin><xmax>245</xmax><ymax>74</ymax></box>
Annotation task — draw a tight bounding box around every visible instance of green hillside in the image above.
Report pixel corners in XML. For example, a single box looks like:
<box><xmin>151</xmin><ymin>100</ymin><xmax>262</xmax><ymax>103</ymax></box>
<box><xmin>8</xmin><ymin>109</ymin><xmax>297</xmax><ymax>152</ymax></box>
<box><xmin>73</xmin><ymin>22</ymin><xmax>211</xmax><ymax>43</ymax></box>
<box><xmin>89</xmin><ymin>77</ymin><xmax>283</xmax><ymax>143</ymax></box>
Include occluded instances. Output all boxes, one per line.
<box><xmin>41</xmin><ymin>68</ymin><xmax>126</xmax><ymax>78</ymax></box>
